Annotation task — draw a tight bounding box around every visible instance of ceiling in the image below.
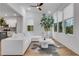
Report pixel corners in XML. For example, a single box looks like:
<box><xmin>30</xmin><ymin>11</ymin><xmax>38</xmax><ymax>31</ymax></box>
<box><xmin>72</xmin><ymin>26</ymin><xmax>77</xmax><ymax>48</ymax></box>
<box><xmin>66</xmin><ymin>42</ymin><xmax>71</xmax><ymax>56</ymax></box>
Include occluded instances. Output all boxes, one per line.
<box><xmin>0</xmin><ymin>3</ymin><xmax>70</xmax><ymax>17</ymax></box>
<box><xmin>0</xmin><ymin>3</ymin><xmax>20</xmax><ymax>17</ymax></box>
<box><xmin>11</xmin><ymin>3</ymin><xmax>61</xmax><ymax>14</ymax></box>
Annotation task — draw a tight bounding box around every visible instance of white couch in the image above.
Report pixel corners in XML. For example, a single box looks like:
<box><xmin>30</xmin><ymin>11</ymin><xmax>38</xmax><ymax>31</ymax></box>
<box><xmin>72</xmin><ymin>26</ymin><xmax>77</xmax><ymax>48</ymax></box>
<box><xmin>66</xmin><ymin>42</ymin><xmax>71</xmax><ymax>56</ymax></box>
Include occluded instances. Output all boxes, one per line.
<box><xmin>1</xmin><ymin>33</ymin><xmax>31</xmax><ymax>55</ymax></box>
<box><xmin>31</xmin><ymin>35</ymin><xmax>42</xmax><ymax>41</ymax></box>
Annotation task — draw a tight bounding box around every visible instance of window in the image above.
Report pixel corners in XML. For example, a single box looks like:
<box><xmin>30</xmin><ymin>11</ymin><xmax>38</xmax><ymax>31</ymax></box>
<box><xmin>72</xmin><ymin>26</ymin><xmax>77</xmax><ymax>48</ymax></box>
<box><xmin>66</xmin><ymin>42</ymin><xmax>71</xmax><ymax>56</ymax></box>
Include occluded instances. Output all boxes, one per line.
<box><xmin>27</xmin><ymin>25</ymin><xmax>33</xmax><ymax>31</ymax></box>
<box><xmin>54</xmin><ymin>23</ymin><xmax>57</xmax><ymax>32</ymax></box>
<box><xmin>58</xmin><ymin>21</ymin><xmax>62</xmax><ymax>32</ymax></box>
<box><xmin>64</xmin><ymin>17</ymin><xmax>74</xmax><ymax>34</ymax></box>
<box><xmin>53</xmin><ymin>12</ymin><xmax>58</xmax><ymax>32</ymax></box>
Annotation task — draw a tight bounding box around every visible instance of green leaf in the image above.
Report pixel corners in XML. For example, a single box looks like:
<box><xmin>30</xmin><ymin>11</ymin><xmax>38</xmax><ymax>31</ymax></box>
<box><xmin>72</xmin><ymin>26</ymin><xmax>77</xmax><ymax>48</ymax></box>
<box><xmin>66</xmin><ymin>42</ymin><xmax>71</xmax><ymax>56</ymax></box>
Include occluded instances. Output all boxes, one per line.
<box><xmin>40</xmin><ymin>14</ymin><xmax>54</xmax><ymax>31</ymax></box>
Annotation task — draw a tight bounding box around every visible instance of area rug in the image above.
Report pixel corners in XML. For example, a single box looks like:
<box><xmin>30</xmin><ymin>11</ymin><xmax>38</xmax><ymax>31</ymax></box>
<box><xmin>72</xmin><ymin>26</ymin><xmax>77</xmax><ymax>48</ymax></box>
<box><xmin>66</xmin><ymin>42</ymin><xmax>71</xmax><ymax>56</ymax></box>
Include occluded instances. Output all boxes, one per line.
<box><xmin>31</xmin><ymin>43</ymin><xmax>59</xmax><ymax>56</ymax></box>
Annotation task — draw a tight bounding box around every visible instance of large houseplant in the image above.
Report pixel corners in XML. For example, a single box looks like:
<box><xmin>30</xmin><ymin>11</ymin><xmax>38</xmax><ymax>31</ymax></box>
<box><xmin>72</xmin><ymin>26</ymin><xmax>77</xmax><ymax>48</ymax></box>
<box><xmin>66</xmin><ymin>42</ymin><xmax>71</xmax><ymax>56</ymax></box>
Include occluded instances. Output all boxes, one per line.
<box><xmin>0</xmin><ymin>17</ymin><xmax>7</xmax><ymax>27</ymax></box>
<box><xmin>40</xmin><ymin>14</ymin><xmax>54</xmax><ymax>31</ymax></box>
<box><xmin>40</xmin><ymin>14</ymin><xmax>54</xmax><ymax>38</ymax></box>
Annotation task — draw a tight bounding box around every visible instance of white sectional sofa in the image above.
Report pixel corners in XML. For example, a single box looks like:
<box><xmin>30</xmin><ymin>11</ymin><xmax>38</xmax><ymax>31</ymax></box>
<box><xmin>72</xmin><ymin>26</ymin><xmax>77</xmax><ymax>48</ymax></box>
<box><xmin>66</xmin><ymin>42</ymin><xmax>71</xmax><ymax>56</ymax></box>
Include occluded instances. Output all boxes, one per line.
<box><xmin>1</xmin><ymin>33</ymin><xmax>31</xmax><ymax>55</ymax></box>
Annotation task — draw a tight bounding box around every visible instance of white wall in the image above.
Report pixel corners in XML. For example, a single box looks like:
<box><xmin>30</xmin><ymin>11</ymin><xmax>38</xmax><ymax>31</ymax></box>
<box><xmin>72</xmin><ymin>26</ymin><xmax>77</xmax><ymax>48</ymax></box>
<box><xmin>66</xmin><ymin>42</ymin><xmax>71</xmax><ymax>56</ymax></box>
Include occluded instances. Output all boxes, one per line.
<box><xmin>16</xmin><ymin>16</ymin><xmax>23</xmax><ymax>33</ymax></box>
<box><xmin>22</xmin><ymin>11</ymin><xmax>35</xmax><ymax>33</ymax></box>
<box><xmin>4</xmin><ymin>16</ymin><xmax>17</xmax><ymax>27</ymax></box>
<box><xmin>64</xmin><ymin>4</ymin><xmax>74</xmax><ymax>20</ymax></box>
<box><xmin>21</xmin><ymin>7</ymin><xmax>42</xmax><ymax>35</ymax></box>
<box><xmin>53</xmin><ymin>4</ymin><xmax>79</xmax><ymax>55</ymax></box>
<box><xmin>4</xmin><ymin>16</ymin><xmax>23</xmax><ymax>33</ymax></box>
<box><xmin>33</xmin><ymin>13</ymin><xmax>42</xmax><ymax>35</ymax></box>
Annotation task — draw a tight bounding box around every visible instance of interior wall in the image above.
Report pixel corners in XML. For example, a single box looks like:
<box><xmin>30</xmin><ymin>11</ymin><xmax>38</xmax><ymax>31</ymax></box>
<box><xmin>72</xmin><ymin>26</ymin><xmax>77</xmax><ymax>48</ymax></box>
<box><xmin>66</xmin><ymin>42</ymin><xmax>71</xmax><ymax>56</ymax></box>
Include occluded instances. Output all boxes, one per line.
<box><xmin>22</xmin><ymin>8</ymin><xmax>42</xmax><ymax>36</ymax></box>
<box><xmin>53</xmin><ymin>3</ymin><xmax>79</xmax><ymax>55</ymax></box>
<box><xmin>22</xmin><ymin>12</ymin><xmax>35</xmax><ymax>34</ymax></box>
<box><xmin>4</xmin><ymin>16</ymin><xmax>17</xmax><ymax>27</ymax></box>
<box><xmin>33</xmin><ymin>13</ymin><xmax>42</xmax><ymax>36</ymax></box>
<box><xmin>16</xmin><ymin>16</ymin><xmax>23</xmax><ymax>33</ymax></box>
<box><xmin>4</xmin><ymin>16</ymin><xmax>23</xmax><ymax>33</ymax></box>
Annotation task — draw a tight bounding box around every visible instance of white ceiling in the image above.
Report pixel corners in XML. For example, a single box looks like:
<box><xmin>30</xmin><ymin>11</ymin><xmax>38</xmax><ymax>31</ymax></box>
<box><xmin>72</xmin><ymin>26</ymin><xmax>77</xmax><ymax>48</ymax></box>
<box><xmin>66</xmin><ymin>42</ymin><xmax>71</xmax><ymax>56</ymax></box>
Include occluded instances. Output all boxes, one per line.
<box><xmin>11</xmin><ymin>3</ymin><xmax>61</xmax><ymax>14</ymax></box>
<box><xmin>0</xmin><ymin>3</ymin><xmax>20</xmax><ymax>17</ymax></box>
<box><xmin>0</xmin><ymin>3</ymin><xmax>69</xmax><ymax>27</ymax></box>
<box><xmin>0</xmin><ymin>3</ymin><xmax>70</xmax><ymax>17</ymax></box>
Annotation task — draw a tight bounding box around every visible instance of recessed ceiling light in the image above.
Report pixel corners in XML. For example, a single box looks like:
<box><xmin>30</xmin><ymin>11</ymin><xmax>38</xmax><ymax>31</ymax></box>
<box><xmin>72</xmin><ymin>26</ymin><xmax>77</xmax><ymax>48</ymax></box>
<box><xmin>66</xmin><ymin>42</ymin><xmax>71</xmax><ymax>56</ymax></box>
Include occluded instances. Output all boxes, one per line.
<box><xmin>48</xmin><ymin>11</ymin><xmax>51</xmax><ymax>14</ymax></box>
<box><xmin>27</xmin><ymin>7</ymin><xmax>31</xmax><ymax>11</ymax></box>
<box><xmin>5</xmin><ymin>14</ymin><xmax>8</xmax><ymax>16</ymax></box>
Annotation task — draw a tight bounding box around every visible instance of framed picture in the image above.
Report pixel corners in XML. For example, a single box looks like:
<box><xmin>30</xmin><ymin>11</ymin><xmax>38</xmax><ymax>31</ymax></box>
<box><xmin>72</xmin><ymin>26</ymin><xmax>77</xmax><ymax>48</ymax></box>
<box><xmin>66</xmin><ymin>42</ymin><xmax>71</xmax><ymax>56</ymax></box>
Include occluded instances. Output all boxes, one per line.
<box><xmin>64</xmin><ymin>17</ymin><xmax>74</xmax><ymax>34</ymax></box>
<box><xmin>27</xmin><ymin>25</ymin><xmax>33</xmax><ymax>31</ymax></box>
<box><xmin>54</xmin><ymin>23</ymin><xmax>57</xmax><ymax>32</ymax></box>
<box><xmin>58</xmin><ymin>21</ymin><xmax>62</xmax><ymax>32</ymax></box>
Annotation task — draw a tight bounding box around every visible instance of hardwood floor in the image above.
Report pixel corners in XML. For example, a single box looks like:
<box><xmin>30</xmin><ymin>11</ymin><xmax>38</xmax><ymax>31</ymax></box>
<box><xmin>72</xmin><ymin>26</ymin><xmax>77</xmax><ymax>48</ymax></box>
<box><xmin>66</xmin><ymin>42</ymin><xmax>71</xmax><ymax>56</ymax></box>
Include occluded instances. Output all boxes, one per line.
<box><xmin>24</xmin><ymin>42</ymin><xmax>41</xmax><ymax>56</ymax></box>
<box><xmin>52</xmin><ymin>39</ymin><xmax>78</xmax><ymax>56</ymax></box>
<box><xmin>57</xmin><ymin>47</ymin><xmax>78</xmax><ymax>56</ymax></box>
<box><xmin>24</xmin><ymin>41</ymin><xmax>78</xmax><ymax>56</ymax></box>
<box><xmin>0</xmin><ymin>39</ymin><xmax>78</xmax><ymax>56</ymax></box>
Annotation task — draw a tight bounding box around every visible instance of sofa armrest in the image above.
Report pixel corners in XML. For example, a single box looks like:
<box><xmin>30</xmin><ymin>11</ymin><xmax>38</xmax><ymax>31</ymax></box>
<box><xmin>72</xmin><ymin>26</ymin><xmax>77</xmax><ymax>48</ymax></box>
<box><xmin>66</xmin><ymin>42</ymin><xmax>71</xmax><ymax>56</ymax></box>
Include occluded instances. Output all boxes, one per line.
<box><xmin>1</xmin><ymin>39</ymin><xmax>23</xmax><ymax>55</ymax></box>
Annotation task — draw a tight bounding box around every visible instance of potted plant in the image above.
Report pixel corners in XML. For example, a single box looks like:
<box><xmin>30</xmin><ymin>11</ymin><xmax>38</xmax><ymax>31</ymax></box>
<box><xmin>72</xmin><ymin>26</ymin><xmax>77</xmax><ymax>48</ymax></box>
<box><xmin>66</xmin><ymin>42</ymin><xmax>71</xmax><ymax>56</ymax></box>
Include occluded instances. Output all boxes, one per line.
<box><xmin>40</xmin><ymin>14</ymin><xmax>54</xmax><ymax>38</ymax></box>
<box><xmin>0</xmin><ymin>17</ymin><xmax>7</xmax><ymax>27</ymax></box>
<box><xmin>0</xmin><ymin>17</ymin><xmax>8</xmax><ymax>31</ymax></box>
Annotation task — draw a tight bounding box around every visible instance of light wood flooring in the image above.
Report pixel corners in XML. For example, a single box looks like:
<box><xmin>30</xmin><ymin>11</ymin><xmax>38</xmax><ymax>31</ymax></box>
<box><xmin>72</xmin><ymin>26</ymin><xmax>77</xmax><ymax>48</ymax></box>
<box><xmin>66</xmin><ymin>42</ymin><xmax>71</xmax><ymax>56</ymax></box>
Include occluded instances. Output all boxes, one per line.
<box><xmin>24</xmin><ymin>40</ymin><xmax>78</xmax><ymax>56</ymax></box>
<box><xmin>0</xmin><ymin>39</ymin><xmax>78</xmax><ymax>56</ymax></box>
